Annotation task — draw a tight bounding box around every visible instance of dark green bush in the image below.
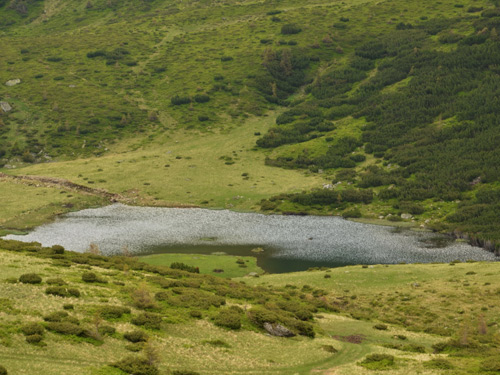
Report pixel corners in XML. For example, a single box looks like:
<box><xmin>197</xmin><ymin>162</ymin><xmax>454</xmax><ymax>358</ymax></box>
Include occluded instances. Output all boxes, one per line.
<box><xmin>213</xmin><ymin>308</ymin><xmax>241</xmax><ymax>330</ymax></box>
<box><xmin>98</xmin><ymin>305</ymin><xmax>131</xmax><ymax>320</ymax></box>
<box><xmin>19</xmin><ymin>273</ymin><xmax>42</xmax><ymax>284</ymax></box>
<box><xmin>51</xmin><ymin>245</ymin><xmax>65</xmax><ymax>254</ymax></box>
<box><xmin>170</xmin><ymin>262</ymin><xmax>199</xmax><ymax>273</ymax></box>
<box><xmin>171</xmin><ymin>96</ymin><xmax>191</xmax><ymax>105</ymax></box>
<box><xmin>45</xmin><ymin>286</ymin><xmax>80</xmax><ymax>298</ymax></box>
<box><xmin>46</xmin><ymin>278</ymin><xmax>67</xmax><ymax>285</ymax></box>
<box><xmin>131</xmin><ymin>313</ymin><xmax>162</xmax><ymax>330</ymax></box>
<box><xmin>220</xmin><ymin>56</ymin><xmax>233</xmax><ymax>61</ymax></box>
<box><xmin>98</xmin><ymin>325</ymin><xmax>116</xmax><ymax>336</ymax></box>
<box><xmin>81</xmin><ymin>272</ymin><xmax>106</xmax><ymax>283</ymax></box>
<box><xmin>0</xmin><ymin>365</ymin><xmax>7</xmax><ymax>375</ymax></box>
<box><xmin>189</xmin><ymin>310</ymin><xmax>202</xmax><ymax>319</ymax></box>
<box><xmin>281</xmin><ymin>24</ymin><xmax>302</xmax><ymax>34</ymax></box>
<box><xmin>373</xmin><ymin>324</ymin><xmax>388</xmax><ymax>330</ymax></box>
<box><xmin>342</xmin><ymin>208</ymin><xmax>362</xmax><ymax>218</ymax></box>
<box><xmin>43</xmin><ymin>311</ymin><xmax>69</xmax><ymax>322</ymax></box>
<box><xmin>45</xmin><ymin>322</ymin><xmax>84</xmax><ymax>336</ymax></box>
<box><xmin>481</xmin><ymin>357</ymin><xmax>500</xmax><ymax>372</ymax></box>
<box><xmin>423</xmin><ymin>358</ymin><xmax>453</xmax><ymax>369</ymax></box>
<box><xmin>172</xmin><ymin>371</ymin><xmax>200</xmax><ymax>375</ymax></box>
<box><xmin>359</xmin><ymin>354</ymin><xmax>395</xmax><ymax>370</ymax></box>
<box><xmin>21</xmin><ymin>322</ymin><xmax>44</xmax><ymax>336</ymax></box>
<box><xmin>26</xmin><ymin>334</ymin><xmax>43</xmax><ymax>344</ymax></box>
<box><xmin>194</xmin><ymin>94</ymin><xmax>210</xmax><ymax>103</ymax></box>
<box><xmin>111</xmin><ymin>356</ymin><xmax>159</xmax><ymax>375</ymax></box>
<box><xmin>124</xmin><ymin>330</ymin><xmax>149</xmax><ymax>343</ymax></box>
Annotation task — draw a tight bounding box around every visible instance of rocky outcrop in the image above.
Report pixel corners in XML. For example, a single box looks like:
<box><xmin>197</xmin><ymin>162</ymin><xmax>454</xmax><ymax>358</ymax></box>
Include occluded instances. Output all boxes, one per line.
<box><xmin>0</xmin><ymin>101</ymin><xmax>12</xmax><ymax>112</ymax></box>
<box><xmin>5</xmin><ymin>79</ymin><xmax>21</xmax><ymax>87</ymax></box>
<box><xmin>263</xmin><ymin>322</ymin><xmax>295</xmax><ymax>337</ymax></box>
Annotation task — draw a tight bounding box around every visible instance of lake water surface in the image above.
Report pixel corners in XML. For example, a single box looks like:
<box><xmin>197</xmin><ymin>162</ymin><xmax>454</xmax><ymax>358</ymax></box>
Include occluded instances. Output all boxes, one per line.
<box><xmin>5</xmin><ymin>204</ymin><xmax>497</xmax><ymax>273</ymax></box>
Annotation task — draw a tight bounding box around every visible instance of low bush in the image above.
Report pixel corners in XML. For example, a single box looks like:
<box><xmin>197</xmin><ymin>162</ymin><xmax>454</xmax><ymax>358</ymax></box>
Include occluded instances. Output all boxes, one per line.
<box><xmin>189</xmin><ymin>310</ymin><xmax>202</xmax><ymax>319</ymax></box>
<box><xmin>0</xmin><ymin>365</ymin><xmax>7</xmax><ymax>375</ymax></box>
<box><xmin>43</xmin><ymin>311</ymin><xmax>69</xmax><ymax>322</ymax></box>
<box><xmin>373</xmin><ymin>324</ymin><xmax>388</xmax><ymax>330</ymax></box>
<box><xmin>213</xmin><ymin>308</ymin><xmax>241</xmax><ymax>330</ymax></box>
<box><xmin>172</xmin><ymin>371</ymin><xmax>200</xmax><ymax>375</ymax></box>
<box><xmin>98</xmin><ymin>305</ymin><xmax>131</xmax><ymax>320</ymax></box>
<box><xmin>481</xmin><ymin>357</ymin><xmax>500</xmax><ymax>372</ymax></box>
<box><xmin>45</xmin><ymin>286</ymin><xmax>80</xmax><ymax>298</ymax></box>
<box><xmin>19</xmin><ymin>273</ymin><xmax>42</xmax><ymax>284</ymax></box>
<box><xmin>45</xmin><ymin>322</ymin><xmax>84</xmax><ymax>336</ymax></box>
<box><xmin>202</xmin><ymin>339</ymin><xmax>231</xmax><ymax>348</ymax></box>
<box><xmin>98</xmin><ymin>325</ymin><xmax>116</xmax><ymax>336</ymax></box>
<box><xmin>124</xmin><ymin>330</ymin><xmax>149</xmax><ymax>343</ymax></box>
<box><xmin>359</xmin><ymin>354</ymin><xmax>395</xmax><ymax>370</ymax></box>
<box><xmin>111</xmin><ymin>356</ymin><xmax>159</xmax><ymax>375</ymax></box>
<box><xmin>170</xmin><ymin>262</ymin><xmax>199</xmax><ymax>273</ymax></box>
<box><xmin>51</xmin><ymin>245</ymin><xmax>65</xmax><ymax>254</ymax></box>
<box><xmin>171</xmin><ymin>96</ymin><xmax>191</xmax><ymax>105</ymax></box>
<box><xmin>26</xmin><ymin>334</ymin><xmax>43</xmax><ymax>344</ymax></box>
<box><xmin>193</xmin><ymin>94</ymin><xmax>210</xmax><ymax>103</ymax></box>
<box><xmin>21</xmin><ymin>322</ymin><xmax>44</xmax><ymax>336</ymax></box>
<box><xmin>423</xmin><ymin>358</ymin><xmax>454</xmax><ymax>369</ymax></box>
<box><xmin>281</xmin><ymin>24</ymin><xmax>302</xmax><ymax>34</ymax></box>
<box><xmin>82</xmin><ymin>272</ymin><xmax>106</xmax><ymax>283</ymax></box>
<box><xmin>131</xmin><ymin>313</ymin><xmax>162</xmax><ymax>330</ymax></box>
<box><xmin>46</xmin><ymin>278</ymin><xmax>67</xmax><ymax>285</ymax></box>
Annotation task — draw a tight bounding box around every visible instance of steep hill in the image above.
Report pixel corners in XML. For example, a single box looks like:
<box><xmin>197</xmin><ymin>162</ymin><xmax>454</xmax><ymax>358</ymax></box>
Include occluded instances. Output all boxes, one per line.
<box><xmin>1</xmin><ymin>0</ymin><xmax>500</xmax><ymax>246</ymax></box>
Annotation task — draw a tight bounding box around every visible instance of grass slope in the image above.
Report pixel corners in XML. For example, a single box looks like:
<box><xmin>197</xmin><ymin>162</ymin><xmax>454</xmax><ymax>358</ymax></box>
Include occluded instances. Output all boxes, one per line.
<box><xmin>1</xmin><ymin>243</ymin><xmax>499</xmax><ymax>374</ymax></box>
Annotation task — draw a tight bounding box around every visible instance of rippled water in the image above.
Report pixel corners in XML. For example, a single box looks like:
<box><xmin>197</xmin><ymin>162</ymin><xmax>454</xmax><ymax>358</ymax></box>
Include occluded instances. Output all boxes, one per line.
<box><xmin>5</xmin><ymin>204</ymin><xmax>497</xmax><ymax>273</ymax></box>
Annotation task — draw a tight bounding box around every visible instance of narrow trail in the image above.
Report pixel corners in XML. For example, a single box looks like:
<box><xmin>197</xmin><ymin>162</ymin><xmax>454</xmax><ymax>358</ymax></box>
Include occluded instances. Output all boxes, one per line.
<box><xmin>0</xmin><ymin>172</ymin><xmax>122</xmax><ymax>201</ymax></box>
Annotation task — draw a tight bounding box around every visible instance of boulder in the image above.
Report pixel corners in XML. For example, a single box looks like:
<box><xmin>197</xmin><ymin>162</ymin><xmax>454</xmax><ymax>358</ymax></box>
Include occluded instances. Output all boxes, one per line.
<box><xmin>5</xmin><ymin>79</ymin><xmax>21</xmax><ymax>86</ymax></box>
<box><xmin>0</xmin><ymin>101</ymin><xmax>12</xmax><ymax>112</ymax></box>
<box><xmin>263</xmin><ymin>322</ymin><xmax>295</xmax><ymax>337</ymax></box>
<box><xmin>401</xmin><ymin>213</ymin><xmax>412</xmax><ymax>220</ymax></box>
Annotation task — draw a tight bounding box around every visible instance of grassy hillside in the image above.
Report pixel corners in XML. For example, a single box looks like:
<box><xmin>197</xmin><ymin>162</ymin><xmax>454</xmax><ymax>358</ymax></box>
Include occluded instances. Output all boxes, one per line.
<box><xmin>2</xmin><ymin>0</ymin><xmax>500</xmax><ymax>247</ymax></box>
<box><xmin>1</xmin><ymin>240</ymin><xmax>499</xmax><ymax>374</ymax></box>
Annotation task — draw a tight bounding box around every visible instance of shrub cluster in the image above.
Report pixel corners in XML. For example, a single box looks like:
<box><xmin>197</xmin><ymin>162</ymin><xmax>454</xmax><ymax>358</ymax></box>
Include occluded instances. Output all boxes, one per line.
<box><xmin>19</xmin><ymin>273</ymin><xmax>42</xmax><ymax>284</ymax></box>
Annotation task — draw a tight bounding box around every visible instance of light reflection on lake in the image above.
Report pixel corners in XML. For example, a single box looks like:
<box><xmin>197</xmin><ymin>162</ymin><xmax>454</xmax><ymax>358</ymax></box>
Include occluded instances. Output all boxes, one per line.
<box><xmin>5</xmin><ymin>204</ymin><xmax>497</xmax><ymax>273</ymax></box>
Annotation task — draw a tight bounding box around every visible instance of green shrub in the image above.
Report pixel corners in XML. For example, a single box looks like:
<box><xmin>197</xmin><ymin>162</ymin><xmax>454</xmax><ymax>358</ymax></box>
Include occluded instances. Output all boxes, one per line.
<box><xmin>194</xmin><ymin>94</ymin><xmax>210</xmax><ymax>103</ymax></box>
<box><xmin>19</xmin><ymin>273</ymin><xmax>42</xmax><ymax>284</ymax></box>
<box><xmin>111</xmin><ymin>356</ymin><xmax>159</xmax><ymax>375</ymax></box>
<box><xmin>423</xmin><ymin>358</ymin><xmax>453</xmax><ymax>369</ymax></box>
<box><xmin>189</xmin><ymin>310</ymin><xmax>202</xmax><ymax>319</ymax></box>
<box><xmin>21</xmin><ymin>322</ymin><xmax>44</xmax><ymax>336</ymax></box>
<box><xmin>373</xmin><ymin>324</ymin><xmax>388</xmax><ymax>330</ymax></box>
<box><xmin>170</xmin><ymin>262</ymin><xmax>199</xmax><ymax>273</ymax></box>
<box><xmin>45</xmin><ymin>322</ymin><xmax>84</xmax><ymax>336</ymax></box>
<box><xmin>481</xmin><ymin>357</ymin><xmax>500</xmax><ymax>372</ymax></box>
<box><xmin>124</xmin><ymin>330</ymin><xmax>149</xmax><ymax>343</ymax></box>
<box><xmin>68</xmin><ymin>288</ymin><xmax>81</xmax><ymax>297</ymax></box>
<box><xmin>51</xmin><ymin>245</ymin><xmax>65</xmax><ymax>254</ymax></box>
<box><xmin>46</xmin><ymin>278</ymin><xmax>67</xmax><ymax>285</ymax></box>
<box><xmin>98</xmin><ymin>305</ymin><xmax>131</xmax><ymax>320</ymax></box>
<box><xmin>82</xmin><ymin>272</ymin><xmax>106</xmax><ymax>283</ymax></box>
<box><xmin>213</xmin><ymin>308</ymin><xmax>241</xmax><ymax>330</ymax></box>
<box><xmin>359</xmin><ymin>354</ymin><xmax>395</xmax><ymax>370</ymax></box>
<box><xmin>202</xmin><ymin>339</ymin><xmax>231</xmax><ymax>348</ymax></box>
<box><xmin>281</xmin><ymin>24</ymin><xmax>302</xmax><ymax>34</ymax></box>
<box><xmin>171</xmin><ymin>96</ymin><xmax>191</xmax><ymax>105</ymax></box>
<box><xmin>131</xmin><ymin>313</ymin><xmax>162</xmax><ymax>330</ymax></box>
<box><xmin>43</xmin><ymin>311</ymin><xmax>69</xmax><ymax>322</ymax></box>
<box><xmin>98</xmin><ymin>325</ymin><xmax>116</xmax><ymax>336</ymax></box>
<box><xmin>26</xmin><ymin>334</ymin><xmax>43</xmax><ymax>344</ymax></box>
<box><xmin>63</xmin><ymin>304</ymin><xmax>74</xmax><ymax>310</ymax></box>
<box><xmin>172</xmin><ymin>371</ymin><xmax>200</xmax><ymax>375</ymax></box>
<box><xmin>342</xmin><ymin>208</ymin><xmax>362</xmax><ymax>218</ymax></box>
<box><xmin>0</xmin><ymin>365</ymin><xmax>7</xmax><ymax>375</ymax></box>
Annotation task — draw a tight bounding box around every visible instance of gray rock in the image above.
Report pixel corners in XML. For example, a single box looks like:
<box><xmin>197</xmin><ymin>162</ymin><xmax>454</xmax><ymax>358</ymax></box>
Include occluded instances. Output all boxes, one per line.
<box><xmin>401</xmin><ymin>213</ymin><xmax>412</xmax><ymax>220</ymax></box>
<box><xmin>263</xmin><ymin>322</ymin><xmax>295</xmax><ymax>337</ymax></box>
<box><xmin>247</xmin><ymin>272</ymin><xmax>259</xmax><ymax>277</ymax></box>
<box><xmin>0</xmin><ymin>101</ymin><xmax>12</xmax><ymax>112</ymax></box>
<box><xmin>5</xmin><ymin>79</ymin><xmax>21</xmax><ymax>87</ymax></box>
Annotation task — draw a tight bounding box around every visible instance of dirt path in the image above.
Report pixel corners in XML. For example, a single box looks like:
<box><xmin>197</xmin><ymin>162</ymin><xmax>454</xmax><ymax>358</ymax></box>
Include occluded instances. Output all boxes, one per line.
<box><xmin>0</xmin><ymin>172</ymin><xmax>123</xmax><ymax>202</ymax></box>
